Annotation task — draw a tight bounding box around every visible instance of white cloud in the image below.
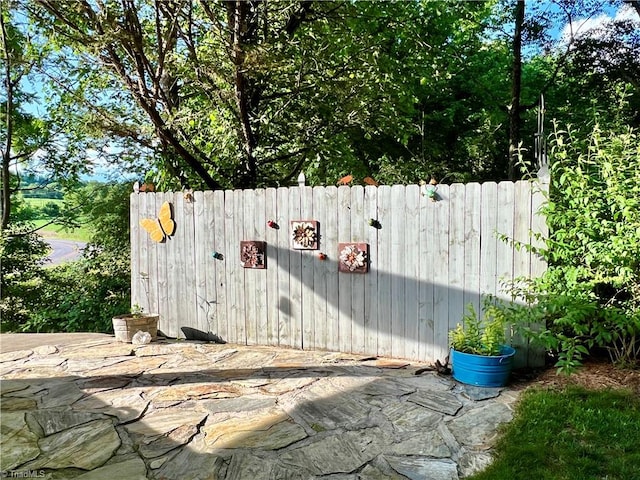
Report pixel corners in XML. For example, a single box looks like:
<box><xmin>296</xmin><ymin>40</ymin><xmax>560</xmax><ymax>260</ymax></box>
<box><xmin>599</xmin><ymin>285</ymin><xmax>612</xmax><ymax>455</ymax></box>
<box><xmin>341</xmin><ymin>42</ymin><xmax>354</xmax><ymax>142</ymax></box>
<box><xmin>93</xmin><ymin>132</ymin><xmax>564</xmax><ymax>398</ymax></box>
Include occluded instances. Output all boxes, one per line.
<box><xmin>614</xmin><ymin>3</ymin><xmax>639</xmax><ymax>22</ymax></box>
<box><xmin>560</xmin><ymin>4</ymin><xmax>640</xmax><ymax>42</ymax></box>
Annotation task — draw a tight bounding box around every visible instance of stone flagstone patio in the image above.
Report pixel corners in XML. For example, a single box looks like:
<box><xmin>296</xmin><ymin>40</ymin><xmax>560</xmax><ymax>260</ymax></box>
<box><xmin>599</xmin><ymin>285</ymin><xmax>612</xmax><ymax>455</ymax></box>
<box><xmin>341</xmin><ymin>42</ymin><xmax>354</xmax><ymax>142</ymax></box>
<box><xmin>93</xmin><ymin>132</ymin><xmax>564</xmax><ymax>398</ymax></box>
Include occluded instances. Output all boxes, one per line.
<box><xmin>1</xmin><ymin>339</ymin><xmax>519</xmax><ymax>479</ymax></box>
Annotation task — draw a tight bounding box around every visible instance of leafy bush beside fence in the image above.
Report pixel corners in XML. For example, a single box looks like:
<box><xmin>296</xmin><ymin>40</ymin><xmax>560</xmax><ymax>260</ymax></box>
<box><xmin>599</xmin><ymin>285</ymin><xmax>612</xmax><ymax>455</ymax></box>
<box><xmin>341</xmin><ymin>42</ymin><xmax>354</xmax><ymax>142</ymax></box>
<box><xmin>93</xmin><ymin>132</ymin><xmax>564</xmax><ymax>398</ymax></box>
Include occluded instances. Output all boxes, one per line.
<box><xmin>0</xmin><ymin>224</ymin><xmax>49</xmax><ymax>330</ymax></box>
<box><xmin>507</xmin><ymin>123</ymin><xmax>640</xmax><ymax>372</ymax></box>
<box><xmin>0</xmin><ymin>183</ymin><xmax>131</xmax><ymax>334</ymax></box>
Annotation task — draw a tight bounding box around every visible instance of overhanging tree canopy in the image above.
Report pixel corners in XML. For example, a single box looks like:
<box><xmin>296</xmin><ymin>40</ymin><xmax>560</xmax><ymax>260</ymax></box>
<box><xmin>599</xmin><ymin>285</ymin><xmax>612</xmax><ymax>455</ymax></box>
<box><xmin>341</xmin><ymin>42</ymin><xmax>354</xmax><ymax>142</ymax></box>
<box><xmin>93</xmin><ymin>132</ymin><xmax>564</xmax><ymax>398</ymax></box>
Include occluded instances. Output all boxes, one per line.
<box><xmin>31</xmin><ymin>0</ymin><xmax>498</xmax><ymax>189</ymax></box>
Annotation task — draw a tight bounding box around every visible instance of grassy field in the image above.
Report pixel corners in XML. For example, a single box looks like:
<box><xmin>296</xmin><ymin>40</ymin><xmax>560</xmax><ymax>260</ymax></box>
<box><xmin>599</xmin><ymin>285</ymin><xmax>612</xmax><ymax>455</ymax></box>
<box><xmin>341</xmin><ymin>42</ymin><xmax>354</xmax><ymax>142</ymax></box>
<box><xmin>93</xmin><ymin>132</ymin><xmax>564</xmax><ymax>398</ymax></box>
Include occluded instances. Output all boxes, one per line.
<box><xmin>24</xmin><ymin>198</ymin><xmax>91</xmax><ymax>242</ymax></box>
<box><xmin>23</xmin><ymin>197</ymin><xmax>64</xmax><ymax>208</ymax></box>
<box><xmin>469</xmin><ymin>385</ymin><xmax>640</xmax><ymax>480</ymax></box>
<box><xmin>31</xmin><ymin>219</ymin><xmax>91</xmax><ymax>242</ymax></box>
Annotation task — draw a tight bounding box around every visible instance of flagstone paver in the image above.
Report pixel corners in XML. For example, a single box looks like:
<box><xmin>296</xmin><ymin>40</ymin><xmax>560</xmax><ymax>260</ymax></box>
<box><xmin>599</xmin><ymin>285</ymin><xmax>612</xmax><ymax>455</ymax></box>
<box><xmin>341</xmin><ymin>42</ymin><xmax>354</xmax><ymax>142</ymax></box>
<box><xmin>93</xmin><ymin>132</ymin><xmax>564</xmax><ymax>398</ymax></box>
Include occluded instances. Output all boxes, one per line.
<box><xmin>448</xmin><ymin>402</ymin><xmax>515</xmax><ymax>448</ymax></box>
<box><xmin>24</xmin><ymin>418</ymin><xmax>120</xmax><ymax>470</ymax></box>
<box><xmin>385</xmin><ymin>456</ymin><xmax>459</xmax><ymax>480</ymax></box>
<box><xmin>0</xmin><ymin>338</ymin><xmax>520</xmax><ymax>479</ymax></box>
<box><xmin>73</xmin><ymin>456</ymin><xmax>148</xmax><ymax>480</ymax></box>
<box><xmin>0</xmin><ymin>412</ymin><xmax>41</xmax><ymax>469</ymax></box>
<box><xmin>407</xmin><ymin>389</ymin><xmax>464</xmax><ymax>416</ymax></box>
<box><xmin>279</xmin><ymin>427</ymin><xmax>386</xmax><ymax>475</ymax></box>
<box><xmin>203</xmin><ymin>408</ymin><xmax>308</xmax><ymax>450</ymax></box>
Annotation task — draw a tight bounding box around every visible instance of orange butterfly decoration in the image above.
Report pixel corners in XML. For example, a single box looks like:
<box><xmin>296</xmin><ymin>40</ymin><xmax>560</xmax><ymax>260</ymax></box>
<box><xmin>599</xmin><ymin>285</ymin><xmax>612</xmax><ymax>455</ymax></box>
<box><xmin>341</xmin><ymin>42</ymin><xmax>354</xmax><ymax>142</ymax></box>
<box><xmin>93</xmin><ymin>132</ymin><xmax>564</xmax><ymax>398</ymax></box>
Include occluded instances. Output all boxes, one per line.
<box><xmin>140</xmin><ymin>201</ymin><xmax>175</xmax><ymax>243</ymax></box>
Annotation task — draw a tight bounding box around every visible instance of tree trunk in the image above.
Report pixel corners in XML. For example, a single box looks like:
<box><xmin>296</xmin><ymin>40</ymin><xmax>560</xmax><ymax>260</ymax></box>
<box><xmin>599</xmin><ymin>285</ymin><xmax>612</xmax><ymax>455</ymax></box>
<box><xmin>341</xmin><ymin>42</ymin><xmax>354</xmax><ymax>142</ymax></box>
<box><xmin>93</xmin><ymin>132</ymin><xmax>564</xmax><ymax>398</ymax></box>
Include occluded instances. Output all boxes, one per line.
<box><xmin>1</xmin><ymin>153</ymin><xmax>10</xmax><ymax>231</ymax></box>
<box><xmin>508</xmin><ymin>0</ymin><xmax>525</xmax><ymax>181</ymax></box>
<box><xmin>1</xmin><ymin>11</ymin><xmax>13</xmax><ymax>230</ymax></box>
<box><xmin>227</xmin><ymin>0</ymin><xmax>259</xmax><ymax>187</ymax></box>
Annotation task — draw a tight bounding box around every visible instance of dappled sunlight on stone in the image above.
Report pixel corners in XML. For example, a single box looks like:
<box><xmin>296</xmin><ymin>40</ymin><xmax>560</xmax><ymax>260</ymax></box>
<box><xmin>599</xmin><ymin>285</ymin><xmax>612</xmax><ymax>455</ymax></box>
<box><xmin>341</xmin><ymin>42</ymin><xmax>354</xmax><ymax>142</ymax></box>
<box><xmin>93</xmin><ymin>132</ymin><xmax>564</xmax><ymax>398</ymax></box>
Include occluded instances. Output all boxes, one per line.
<box><xmin>89</xmin><ymin>355</ymin><xmax>168</xmax><ymax>376</ymax></box>
<box><xmin>148</xmin><ymin>382</ymin><xmax>241</xmax><ymax>405</ymax></box>
<box><xmin>0</xmin><ymin>350</ymin><xmax>34</xmax><ymax>363</ymax></box>
<box><xmin>125</xmin><ymin>409</ymin><xmax>208</xmax><ymax>437</ymax></box>
<box><xmin>61</xmin><ymin>343</ymin><xmax>134</xmax><ymax>359</ymax></box>
<box><xmin>203</xmin><ymin>408</ymin><xmax>307</xmax><ymax>450</ymax></box>
<box><xmin>73</xmin><ymin>389</ymin><xmax>150</xmax><ymax>423</ymax></box>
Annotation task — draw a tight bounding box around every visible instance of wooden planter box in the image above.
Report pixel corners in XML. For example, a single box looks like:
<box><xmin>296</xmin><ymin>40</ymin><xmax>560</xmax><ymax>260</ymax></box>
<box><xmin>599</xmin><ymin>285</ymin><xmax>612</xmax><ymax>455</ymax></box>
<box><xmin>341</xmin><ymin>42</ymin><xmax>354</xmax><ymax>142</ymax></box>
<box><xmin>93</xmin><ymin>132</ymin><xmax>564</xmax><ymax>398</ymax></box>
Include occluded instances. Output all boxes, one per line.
<box><xmin>112</xmin><ymin>314</ymin><xmax>159</xmax><ymax>343</ymax></box>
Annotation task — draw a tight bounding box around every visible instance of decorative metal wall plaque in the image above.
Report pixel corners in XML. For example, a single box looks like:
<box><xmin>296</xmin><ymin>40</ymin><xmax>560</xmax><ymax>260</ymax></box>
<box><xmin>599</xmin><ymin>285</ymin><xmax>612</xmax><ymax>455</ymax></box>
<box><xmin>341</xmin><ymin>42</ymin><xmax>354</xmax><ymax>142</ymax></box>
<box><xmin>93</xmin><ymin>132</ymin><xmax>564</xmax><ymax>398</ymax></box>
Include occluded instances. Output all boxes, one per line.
<box><xmin>291</xmin><ymin>220</ymin><xmax>319</xmax><ymax>250</ymax></box>
<box><xmin>240</xmin><ymin>241</ymin><xmax>266</xmax><ymax>269</ymax></box>
<box><xmin>338</xmin><ymin>243</ymin><xmax>369</xmax><ymax>273</ymax></box>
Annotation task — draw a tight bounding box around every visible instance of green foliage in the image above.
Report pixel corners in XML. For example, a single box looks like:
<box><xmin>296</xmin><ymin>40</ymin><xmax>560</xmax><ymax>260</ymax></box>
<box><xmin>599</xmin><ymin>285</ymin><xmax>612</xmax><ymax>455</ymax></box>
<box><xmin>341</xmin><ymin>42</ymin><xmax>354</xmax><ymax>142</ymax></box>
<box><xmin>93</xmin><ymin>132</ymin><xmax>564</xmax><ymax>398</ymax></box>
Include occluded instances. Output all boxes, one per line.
<box><xmin>130</xmin><ymin>303</ymin><xmax>144</xmax><ymax>318</ymax></box>
<box><xmin>20</xmin><ymin>197</ymin><xmax>64</xmax><ymax>220</ymax></box>
<box><xmin>7</xmin><ymin>0</ymin><xmax>632</xmax><ymax>190</ymax></box>
<box><xmin>2</xmin><ymin>183</ymin><xmax>132</xmax><ymax>333</ymax></box>
<box><xmin>0</xmin><ymin>223</ymin><xmax>49</xmax><ymax>331</ymax></box>
<box><xmin>469</xmin><ymin>386</ymin><xmax>640</xmax><ymax>480</ymax></box>
<box><xmin>507</xmin><ymin>123</ymin><xmax>640</xmax><ymax>373</ymax></box>
<box><xmin>27</xmin><ymin>0</ymin><xmax>517</xmax><ymax>188</ymax></box>
<box><xmin>22</xmin><ymin>252</ymin><xmax>130</xmax><ymax>333</ymax></box>
<box><xmin>449</xmin><ymin>303</ymin><xmax>508</xmax><ymax>356</ymax></box>
<box><xmin>64</xmin><ymin>182</ymin><xmax>131</xmax><ymax>254</ymax></box>
<box><xmin>9</xmin><ymin>195</ymin><xmax>38</xmax><ymax>222</ymax></box>
<box><xmin>40</xmin><ymin>201</ymin><xmax>60</xmax><ymax>218</ymax></box>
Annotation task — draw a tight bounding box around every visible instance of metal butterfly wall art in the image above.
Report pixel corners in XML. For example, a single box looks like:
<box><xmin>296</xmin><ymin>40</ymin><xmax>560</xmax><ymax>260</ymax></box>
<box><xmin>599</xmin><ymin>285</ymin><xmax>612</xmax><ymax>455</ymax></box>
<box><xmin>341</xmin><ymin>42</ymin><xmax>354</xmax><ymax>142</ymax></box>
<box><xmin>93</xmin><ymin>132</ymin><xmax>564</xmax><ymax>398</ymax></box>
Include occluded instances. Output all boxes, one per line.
<box><xmin>140</xmin><ymin>201</ymin><xmax>175</xmax><ymax>243</ymax></box>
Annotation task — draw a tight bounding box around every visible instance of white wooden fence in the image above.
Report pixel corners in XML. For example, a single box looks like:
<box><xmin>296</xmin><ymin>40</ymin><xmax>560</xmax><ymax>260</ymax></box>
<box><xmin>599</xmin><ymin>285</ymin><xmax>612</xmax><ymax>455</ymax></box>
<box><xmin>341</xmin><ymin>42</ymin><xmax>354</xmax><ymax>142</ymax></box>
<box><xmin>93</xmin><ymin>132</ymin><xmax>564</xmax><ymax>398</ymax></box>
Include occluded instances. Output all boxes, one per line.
<box><xmin>130</xmin><ymin>180</ymin><xmax>548</xmax><ymax>366</ymax></box>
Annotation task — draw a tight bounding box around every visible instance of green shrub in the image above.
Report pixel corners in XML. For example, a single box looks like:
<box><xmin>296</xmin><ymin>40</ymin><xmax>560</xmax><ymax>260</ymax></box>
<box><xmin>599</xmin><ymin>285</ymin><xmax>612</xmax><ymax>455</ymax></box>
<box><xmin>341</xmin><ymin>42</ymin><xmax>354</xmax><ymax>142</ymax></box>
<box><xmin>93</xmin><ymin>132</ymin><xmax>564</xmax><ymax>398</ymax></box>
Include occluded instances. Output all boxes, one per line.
<box><xmin>449</xmin><ymin>303</ymin><xmax>508</xmax><ymax>356</ymax></box>
<box><xmin>2</xmin><ymin>182</ymin><xmax>132</xmax><ymax>333</ymax></box>
<box><xmin>41</xmin><ymin>201</ymin><xmax>61</xmax><ymax>218</ymax></box>
<box><xmin>23</xmin><ymin>252</ymin><xmax>130</xmax><ymax>333</ymax></box>
<box><xmin>508</xmin><ymin>123</ymin><xmax>640</xmax><ymax>373</ymax></box>
<box><xmin>21</xmin><ymin>182</ymin><xmax>133</xmax><ymax>333</ymax></box>
<box><xmin>0</xmin><ymin>223</ymin><xmax>49</xmax><ymax>331</ymax></box>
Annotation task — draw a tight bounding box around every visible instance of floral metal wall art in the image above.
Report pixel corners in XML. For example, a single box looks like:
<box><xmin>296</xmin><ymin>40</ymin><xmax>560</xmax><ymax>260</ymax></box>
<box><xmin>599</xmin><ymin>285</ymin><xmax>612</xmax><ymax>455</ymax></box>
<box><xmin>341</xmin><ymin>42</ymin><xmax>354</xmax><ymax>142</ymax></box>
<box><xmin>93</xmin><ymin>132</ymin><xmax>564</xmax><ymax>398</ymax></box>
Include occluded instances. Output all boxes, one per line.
<box><xmin>338</xmin><ymin>243</ymin><xmax>369</xmax><ymax>273</ymax></box>
<box><xmin>240</xmin><ymin>241</ymin><xmax>266</xmax><ymax>269</ymax></box>
<box><xmin>291</xmin><ymin>220</ymin><xmax>319</xmax><ymax>250</ymax></box>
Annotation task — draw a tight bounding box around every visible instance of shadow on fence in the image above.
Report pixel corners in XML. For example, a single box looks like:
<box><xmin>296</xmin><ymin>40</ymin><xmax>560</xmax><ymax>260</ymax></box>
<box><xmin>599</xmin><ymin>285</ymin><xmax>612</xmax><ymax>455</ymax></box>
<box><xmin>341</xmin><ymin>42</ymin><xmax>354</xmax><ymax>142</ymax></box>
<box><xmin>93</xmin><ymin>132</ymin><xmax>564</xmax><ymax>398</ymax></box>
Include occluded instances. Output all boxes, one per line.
<box><xmin>131</xmin><ymin>184</ymin><xmax>546</xmax><ymax>367</ymax></box>
<box><xmin>175</xmin><ymin>243</ymin><xmax>544</xmax><ymax>368</ymax></box>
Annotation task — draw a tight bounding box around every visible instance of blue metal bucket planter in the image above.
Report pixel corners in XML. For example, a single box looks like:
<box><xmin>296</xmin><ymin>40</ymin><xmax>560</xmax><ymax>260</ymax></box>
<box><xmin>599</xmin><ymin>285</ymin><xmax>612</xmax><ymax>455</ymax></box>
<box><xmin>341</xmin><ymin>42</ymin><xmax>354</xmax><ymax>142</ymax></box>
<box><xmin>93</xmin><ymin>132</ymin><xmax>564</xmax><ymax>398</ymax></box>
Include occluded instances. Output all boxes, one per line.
<box><xmin>450</xmin><ymin>345</ymin><xmax>516</xmax><ymax>387</ymax></box>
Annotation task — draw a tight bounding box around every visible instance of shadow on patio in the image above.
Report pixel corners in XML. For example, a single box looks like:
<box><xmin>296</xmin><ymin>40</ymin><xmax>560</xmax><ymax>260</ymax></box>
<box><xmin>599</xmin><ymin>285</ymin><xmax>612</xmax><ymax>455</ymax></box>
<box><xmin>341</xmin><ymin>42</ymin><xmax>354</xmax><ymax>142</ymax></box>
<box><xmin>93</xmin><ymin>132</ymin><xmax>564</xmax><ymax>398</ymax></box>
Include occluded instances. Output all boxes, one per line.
<box><xmin>0</xmin><ymin>339</ymin><xmax>519</xmax><ymax>479</ymax></box>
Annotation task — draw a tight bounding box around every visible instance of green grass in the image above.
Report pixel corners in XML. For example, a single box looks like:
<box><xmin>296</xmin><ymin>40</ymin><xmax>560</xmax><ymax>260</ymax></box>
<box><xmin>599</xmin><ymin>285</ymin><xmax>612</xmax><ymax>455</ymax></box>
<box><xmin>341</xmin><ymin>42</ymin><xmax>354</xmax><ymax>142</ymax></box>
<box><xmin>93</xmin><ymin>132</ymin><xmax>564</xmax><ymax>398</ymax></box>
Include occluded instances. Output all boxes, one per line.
<box><xmin>32</xmin><ymin>219</ymin><xmax>91</xmax><ymax>242</ymax></box>
<box><xmin>469</xmin><ymin>386</ymin><xmax>640</xmax><ymax>480</ymax></box>
<box><xmin>23</xmin><ymin>197</ymin><xmax>65</xmax><ymax>208</ymax></box>
<box><xmin>22</xmin><ymin>197</ymin><xmax>91</xmax><ymax>242</ymax></box>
